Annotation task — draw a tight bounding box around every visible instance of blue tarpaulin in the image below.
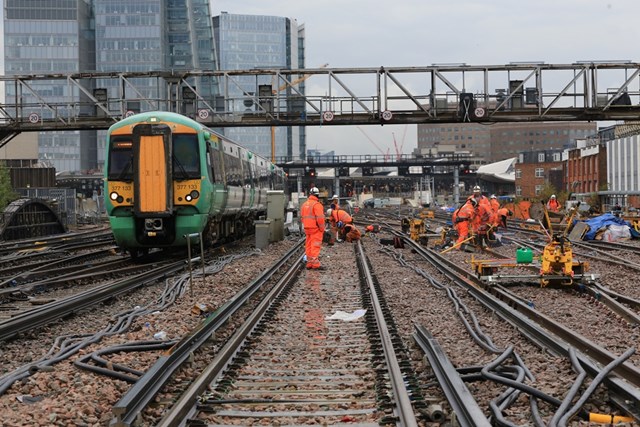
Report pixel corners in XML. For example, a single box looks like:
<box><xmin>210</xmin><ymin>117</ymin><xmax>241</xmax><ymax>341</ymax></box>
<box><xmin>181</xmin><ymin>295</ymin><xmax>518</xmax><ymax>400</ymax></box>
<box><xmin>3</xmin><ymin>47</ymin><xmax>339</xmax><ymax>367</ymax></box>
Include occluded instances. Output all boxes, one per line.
<box><xmin>581</xmin><ymin>213</ymin><xmax>636</xmax><ymax>240</ymax></box>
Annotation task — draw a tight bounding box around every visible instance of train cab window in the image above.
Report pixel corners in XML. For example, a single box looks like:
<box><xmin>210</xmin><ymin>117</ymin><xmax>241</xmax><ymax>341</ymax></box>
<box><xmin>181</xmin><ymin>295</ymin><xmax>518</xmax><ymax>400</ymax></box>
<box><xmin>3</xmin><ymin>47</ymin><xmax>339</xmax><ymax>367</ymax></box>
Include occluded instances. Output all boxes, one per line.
<box><xmin>107</xmin><ymin>137</ymin><xmax>133</xmax><ymax>180</ymax></box>
<box><xmin>173</xmin><ymin>134</ymin><xmax>200</xmax><ymax>179</ymax></box>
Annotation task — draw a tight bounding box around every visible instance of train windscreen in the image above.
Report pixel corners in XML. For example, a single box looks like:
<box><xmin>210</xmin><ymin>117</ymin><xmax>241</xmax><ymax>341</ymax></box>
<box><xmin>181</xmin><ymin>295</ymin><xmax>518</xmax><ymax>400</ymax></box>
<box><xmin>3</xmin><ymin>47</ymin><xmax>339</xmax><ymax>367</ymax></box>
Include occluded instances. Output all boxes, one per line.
<box><xmin>108</xmin><ymin>137</ymin><xmax>133</xmax><ymax>180</ymax></box>
<box><xmin>173</xmin><ymin>134</ymin><xmax>200</xmax><ymax>179</ymax></box>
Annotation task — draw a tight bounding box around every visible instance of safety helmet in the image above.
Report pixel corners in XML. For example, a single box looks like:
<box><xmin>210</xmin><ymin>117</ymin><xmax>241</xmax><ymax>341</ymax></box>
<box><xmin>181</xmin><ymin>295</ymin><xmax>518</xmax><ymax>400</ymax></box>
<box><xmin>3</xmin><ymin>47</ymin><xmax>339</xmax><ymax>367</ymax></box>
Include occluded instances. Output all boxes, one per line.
<box><xmin>326</xmin><ymin>208</ymin><xmax>332</xmax><ymax>216</ymax></box>
<box><xmin>309</xmin><ymin>187</ymin><xmax>320</xmax><ymax>196</ymax></box>
<box><xmin>473</xmin><ymin>185</ymin><xmax>481</xmax><ymax>193</ymax></box>
<box><xmin>332</xmin><ymin>194</ymin><xmax>339</xmax><ymax>200</ymax></box>
<box><xmin>550</xmin><ymin>194</ymin><xmax>556</xmax><ymax>199</ymax></box>
<box><xmin>491</xmin><ymin>194</ymin><xmax>497</xmax><ymax>199</ymax></box>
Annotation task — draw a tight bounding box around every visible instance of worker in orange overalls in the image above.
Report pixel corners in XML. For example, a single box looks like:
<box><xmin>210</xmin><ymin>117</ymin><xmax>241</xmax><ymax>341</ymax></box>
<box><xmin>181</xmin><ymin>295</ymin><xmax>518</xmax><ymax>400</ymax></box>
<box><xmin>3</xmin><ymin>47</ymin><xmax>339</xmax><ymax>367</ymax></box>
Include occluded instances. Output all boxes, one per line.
<box><xmin>330</xmin><ymin>207</ymin><xmax>353</xmax><ymax>242</ymax></box>
<box><xmin>472</xmin><ymin>196</ymin><xmax>493</xmax><ymax>248</ymax></box>
<box><xmin>342</xmin><ymin>223</ymin><xmax>362</xmax><ymax>242</ymax></box>
<box><xmin>469</xmin><ymin>185</ymin><xmax>491</xmax><ymax>210</ymax></box>
<box><xmin>547</xmin><ymin>194</ymin><xmax>560</xmax><ymax>212</ymax></box>
<box><xmin>300</xmin><ymin>187</ymin><xmax>325</xmax><ymax>269</ymax></box>
<box><xmin>490</xmin><ymin>194</ymin><xmax>500</xmax><ymax>213</ymax></box>
<box><xmin>495</xmin><ymin>208</ymin><xmax>513</xmax><ymax>229</ymax></box>
<box><xmin>454</xmin><ymin>198</ymin><xmax>477</xmax><ymax>249</ymax></box>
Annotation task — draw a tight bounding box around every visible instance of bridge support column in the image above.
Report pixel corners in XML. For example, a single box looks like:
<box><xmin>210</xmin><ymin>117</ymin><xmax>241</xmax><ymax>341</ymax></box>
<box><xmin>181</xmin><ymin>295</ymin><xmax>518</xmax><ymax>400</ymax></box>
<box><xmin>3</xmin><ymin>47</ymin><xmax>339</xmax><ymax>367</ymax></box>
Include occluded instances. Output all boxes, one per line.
<box><xmin>453</xmin><ymin>167</ymin><xmax>460</xmax><ymax>205</ymax></box>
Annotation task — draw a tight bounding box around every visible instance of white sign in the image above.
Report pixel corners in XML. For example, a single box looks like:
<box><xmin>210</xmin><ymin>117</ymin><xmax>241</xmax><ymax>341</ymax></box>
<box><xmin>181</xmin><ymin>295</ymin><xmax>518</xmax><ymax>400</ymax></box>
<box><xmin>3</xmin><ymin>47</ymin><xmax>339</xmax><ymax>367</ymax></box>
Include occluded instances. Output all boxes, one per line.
<box><xmin>125</xmin><ymin>110</ymin><xmax>135</xmax><ymax>118</ymax></box>
<box><xmin>28</xmin><ymin>113</ymin><xmax>39</xmax><ymax>123</ymax></box>
<box><xmin>198</xmin><ymin>109</ymin><xmax>210</xmax><ymax>120</ymax></box>
<box><xmin>322</xmin><ymin>111</ymin><xmax>334</xmax><ymax>122</ymax></box>
<box><xmin>474</xmin><ymin>107</ymin><xmax>485</xmax><ymax>118</ymax></box>
<box><xmin>381</xmin><ymin>110</ymin><xmax>393</xmax><ymax>121</ymax></box>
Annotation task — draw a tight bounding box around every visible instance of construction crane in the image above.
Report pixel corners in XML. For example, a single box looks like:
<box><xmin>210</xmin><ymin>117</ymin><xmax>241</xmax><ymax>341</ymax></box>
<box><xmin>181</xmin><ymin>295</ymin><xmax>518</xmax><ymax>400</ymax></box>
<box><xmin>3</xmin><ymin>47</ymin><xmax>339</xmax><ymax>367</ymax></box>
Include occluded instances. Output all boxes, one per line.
<box><xmin>270</xmin><ymin>63</ymin><xmax>329</xmax><ymax>161</ymax></box>
<box><xmin>357</xmin><ymin>126</ymin><xmax>391</xmax><ymax>161</ymax></box>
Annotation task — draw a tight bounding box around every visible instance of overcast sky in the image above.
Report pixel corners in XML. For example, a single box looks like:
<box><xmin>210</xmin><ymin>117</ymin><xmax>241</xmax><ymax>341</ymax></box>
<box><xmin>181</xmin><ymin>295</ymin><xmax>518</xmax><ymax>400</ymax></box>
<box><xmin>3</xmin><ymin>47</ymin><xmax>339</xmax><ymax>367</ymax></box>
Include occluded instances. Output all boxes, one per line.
<box><xmin>211</xmin><ymin>0</ymin><xmax>639</xmax><ymax>157</ymax></box>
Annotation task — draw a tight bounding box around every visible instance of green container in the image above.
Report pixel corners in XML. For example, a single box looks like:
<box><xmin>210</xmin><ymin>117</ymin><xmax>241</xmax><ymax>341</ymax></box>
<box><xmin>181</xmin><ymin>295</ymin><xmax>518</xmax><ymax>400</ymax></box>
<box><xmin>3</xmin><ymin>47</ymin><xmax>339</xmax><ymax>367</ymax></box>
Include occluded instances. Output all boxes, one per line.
<box><xmin>516</xmin><ymin>247</ymin><xmax>533</xmax><ymax>264</ymax></box>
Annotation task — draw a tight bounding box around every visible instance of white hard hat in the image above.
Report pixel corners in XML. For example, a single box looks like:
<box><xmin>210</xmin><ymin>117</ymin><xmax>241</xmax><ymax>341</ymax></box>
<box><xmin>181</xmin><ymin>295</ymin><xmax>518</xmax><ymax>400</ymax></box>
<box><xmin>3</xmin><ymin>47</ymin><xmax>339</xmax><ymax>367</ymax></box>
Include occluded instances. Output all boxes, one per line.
<box><xmin>326</xmin><ymin>208</ymin><xmax>332</xmax><ymax>216</ymax></box>
<box><xmin>491</xmin><ymin>194</ymin><xmax>497</xmax><ymax>199</ymax></box>
<box><xmin>473</xmin><ymin>185</ymin><xmax>481</xmax><ymax>193</ymax></box>
<box><xmin>551</xmin><ymin>194</ymin><xmax>556</xmax><ymax>199</ymax></box>
<box><xmin>309</xmin><ymin>187</ymin><xmax>320</xmax><ymax>196</ymax></box>
<box><xmin>332</xmin><ymin>194</ymin><xmax>339</xmax><ymax>199</ymax></box>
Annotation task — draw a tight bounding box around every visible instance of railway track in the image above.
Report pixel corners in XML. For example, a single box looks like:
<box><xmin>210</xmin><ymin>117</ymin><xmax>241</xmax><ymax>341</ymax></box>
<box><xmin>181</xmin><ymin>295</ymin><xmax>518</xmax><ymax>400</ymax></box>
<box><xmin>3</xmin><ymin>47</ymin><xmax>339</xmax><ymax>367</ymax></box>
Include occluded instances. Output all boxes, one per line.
<box><xmin>121</xmin><ymin>240</ymin><xmax>425</xmax><ymax>427</ymax></box>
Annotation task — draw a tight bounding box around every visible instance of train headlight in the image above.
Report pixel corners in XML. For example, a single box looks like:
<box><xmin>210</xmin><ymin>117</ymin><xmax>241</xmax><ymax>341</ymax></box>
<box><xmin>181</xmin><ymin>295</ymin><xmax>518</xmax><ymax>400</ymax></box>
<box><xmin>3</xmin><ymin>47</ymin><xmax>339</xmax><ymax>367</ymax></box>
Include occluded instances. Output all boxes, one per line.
<box><xmin>185</xmin><ymin>190</ymin><xmax>199</xmax><ymax>202</ymax></box>
<box><xmin>110</xmin><ymin>191</ymin><xmax>124</xmax><ymax>203</ymax></box>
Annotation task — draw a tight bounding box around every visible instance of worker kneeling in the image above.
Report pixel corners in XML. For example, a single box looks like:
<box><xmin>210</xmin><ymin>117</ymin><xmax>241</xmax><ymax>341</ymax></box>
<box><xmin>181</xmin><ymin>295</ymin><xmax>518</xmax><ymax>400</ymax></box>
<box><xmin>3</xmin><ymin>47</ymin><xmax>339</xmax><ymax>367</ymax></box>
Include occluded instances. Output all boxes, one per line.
<box><xmin>341</xmin><ymin>223</ymin><xmax>362</xmax><ymax>242</ymax></box>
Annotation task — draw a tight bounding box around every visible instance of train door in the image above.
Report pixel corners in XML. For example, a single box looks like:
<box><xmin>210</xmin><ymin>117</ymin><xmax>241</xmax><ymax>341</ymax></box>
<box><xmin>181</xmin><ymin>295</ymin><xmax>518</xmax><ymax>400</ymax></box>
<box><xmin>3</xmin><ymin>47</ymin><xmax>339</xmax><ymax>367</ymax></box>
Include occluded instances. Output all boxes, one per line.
<box><xmin>132</xmin><ymin>124</ymin><xmax>173</xmax><ymax>216</ymax></box>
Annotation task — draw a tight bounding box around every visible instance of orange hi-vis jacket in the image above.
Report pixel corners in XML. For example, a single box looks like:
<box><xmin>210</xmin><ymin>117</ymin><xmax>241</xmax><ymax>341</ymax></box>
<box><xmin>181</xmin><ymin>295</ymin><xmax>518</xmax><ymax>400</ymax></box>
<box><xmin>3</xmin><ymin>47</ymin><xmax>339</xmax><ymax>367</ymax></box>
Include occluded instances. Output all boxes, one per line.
<box><xmin>301</xmin><ymin>195</ymin><xmax>325</xmax><ymax>232</ymax></box>
<box><xmin>490</xmin><ymin>198</ymin><xmax>500</xmax><ymax>213</ymax></box>
<box><xmin>331</xmin><ymin>208</ymin><xmax>352</xmax><ymax>226</ymax></box>
<box><xmin>547</xmin><ymin>198</ymin><xmax>560</xmax><ymax>212</ymax></box>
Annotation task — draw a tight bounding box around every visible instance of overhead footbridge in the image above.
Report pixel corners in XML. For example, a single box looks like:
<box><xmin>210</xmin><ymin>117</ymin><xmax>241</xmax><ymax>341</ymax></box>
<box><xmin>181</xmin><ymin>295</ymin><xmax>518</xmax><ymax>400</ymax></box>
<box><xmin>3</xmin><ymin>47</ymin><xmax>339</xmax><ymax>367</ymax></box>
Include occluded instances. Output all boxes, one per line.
<box><xmin>1</xmin><ymin>61</ymin><xmax>640</xmax><ymax>148</ymax></box>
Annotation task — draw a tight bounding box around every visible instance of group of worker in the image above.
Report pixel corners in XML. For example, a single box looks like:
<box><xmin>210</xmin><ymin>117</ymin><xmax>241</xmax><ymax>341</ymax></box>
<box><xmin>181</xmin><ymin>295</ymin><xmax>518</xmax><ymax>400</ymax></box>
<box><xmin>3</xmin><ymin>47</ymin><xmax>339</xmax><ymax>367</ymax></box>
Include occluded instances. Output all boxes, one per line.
<box><xmin>300</xmin><ymin>188</ymin><xmax>363</xmax><ymax>269</ymax></box>
<box><xmin>452</xmin><ymin>186</ymin><xmax>513</xmax><ymax>250</ymax></box>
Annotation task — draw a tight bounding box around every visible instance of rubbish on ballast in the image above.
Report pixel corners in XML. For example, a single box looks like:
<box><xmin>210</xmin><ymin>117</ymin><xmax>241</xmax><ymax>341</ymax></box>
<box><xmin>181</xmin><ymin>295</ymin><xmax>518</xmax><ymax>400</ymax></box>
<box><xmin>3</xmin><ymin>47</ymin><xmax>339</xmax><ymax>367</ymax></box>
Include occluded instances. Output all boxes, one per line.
<box><xmin>16</xmin><ymin>395</ymin><xmax>44</xmax><ymax>404</ymax></box>
<box><xmin>153</xmin><ymin>331</ymin><xmax>168</xmax><ymax>340</ymax></box>
<box><xmin>325</xmin><ymin>309</ymin><xmax>366</xmax><ymax>321</ymax></box>
<box><xmin>192</xmin><ymin>302</ymin><xmax>214</xmax><ymax>315</ymax></box>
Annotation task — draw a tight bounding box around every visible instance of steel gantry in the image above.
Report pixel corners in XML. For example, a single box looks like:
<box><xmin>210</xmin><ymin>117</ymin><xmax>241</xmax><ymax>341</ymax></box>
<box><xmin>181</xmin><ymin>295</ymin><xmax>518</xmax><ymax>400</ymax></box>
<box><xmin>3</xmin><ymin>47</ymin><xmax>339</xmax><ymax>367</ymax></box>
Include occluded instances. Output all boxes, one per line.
<box><xmin>1</xmin><ymin>61</ymin><xmax>640</xmax><ymax>148</ymax></box>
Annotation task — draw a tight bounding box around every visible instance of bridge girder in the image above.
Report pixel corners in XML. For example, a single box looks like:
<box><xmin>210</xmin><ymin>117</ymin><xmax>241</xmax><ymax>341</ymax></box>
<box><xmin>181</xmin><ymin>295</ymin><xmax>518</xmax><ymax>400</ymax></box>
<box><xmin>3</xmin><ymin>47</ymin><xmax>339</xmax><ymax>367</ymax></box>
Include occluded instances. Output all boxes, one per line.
<box><xmin>0</xmin><ymin>62</ymin><xmax>639</xmax><ymax>146</ymax></box>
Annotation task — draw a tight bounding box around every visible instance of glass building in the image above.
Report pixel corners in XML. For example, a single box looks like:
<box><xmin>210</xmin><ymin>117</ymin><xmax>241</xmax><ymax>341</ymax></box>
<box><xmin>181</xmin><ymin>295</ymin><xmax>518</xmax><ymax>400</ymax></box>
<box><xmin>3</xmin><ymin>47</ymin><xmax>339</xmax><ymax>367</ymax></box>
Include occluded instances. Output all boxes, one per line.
<box><xmin>213</xmin><ymin>12</ymin><xmax>306</xmax><ymax>160</ymax></box>
<box><xmin>2</xmin><ymin>0</ymin><xmax>96</xmax><ymax>172</ymax></box>
<box><xmin>2</xmin><ymin>0</ymin><xmax>218</xmax><ymax>172</ymax></box>
<box><xmin>94</xmin><ymin>0</ymin><xmax>218</xmax><ymax>166</ymax></box>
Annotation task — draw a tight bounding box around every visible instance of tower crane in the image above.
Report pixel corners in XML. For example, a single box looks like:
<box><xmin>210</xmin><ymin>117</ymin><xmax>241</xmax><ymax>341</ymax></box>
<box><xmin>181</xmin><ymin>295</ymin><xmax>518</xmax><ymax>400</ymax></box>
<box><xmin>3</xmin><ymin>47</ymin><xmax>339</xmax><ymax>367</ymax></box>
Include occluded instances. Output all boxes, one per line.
<box><xmin>357</xmin><ymin>126</ymin><xmax>390</xmax><ymax>161</ymax></box>
<box><xmin>270</xmin><ymin>63</ymin><xmax>329</xmax><ymax>161</ymax></box>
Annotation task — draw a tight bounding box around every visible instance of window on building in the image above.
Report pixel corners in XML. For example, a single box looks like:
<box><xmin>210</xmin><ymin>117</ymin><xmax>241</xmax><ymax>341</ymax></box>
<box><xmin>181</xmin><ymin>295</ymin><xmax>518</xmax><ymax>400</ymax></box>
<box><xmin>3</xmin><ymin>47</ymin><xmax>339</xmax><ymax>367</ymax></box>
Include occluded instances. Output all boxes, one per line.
<box><xmin>538</xmin><ymin>153</ymin><xmax>545</xmax><ymax>162</ymax></box>
<box><xmin>515</xmin><ymin>169</ymin><xmax>522</xmax><ymax>178</ymax></box>
<box><xmin>553</xmin><ymin>152</ymin><xmax>561</xmax><ymax>162</ymax></box>
<box><xmin>516</xmin><ymin>186</ymin><xmax>522</xmax><ymax>196</ymax></box>
<box><xmin>535</xmin><ymin>168</ymin><xmax>544</xmax><ymax>178</ymax></box>
<box><xmin>535</xmin><ymin>185</ymin><xmax>543</xmax><ymax>195</ymax></box>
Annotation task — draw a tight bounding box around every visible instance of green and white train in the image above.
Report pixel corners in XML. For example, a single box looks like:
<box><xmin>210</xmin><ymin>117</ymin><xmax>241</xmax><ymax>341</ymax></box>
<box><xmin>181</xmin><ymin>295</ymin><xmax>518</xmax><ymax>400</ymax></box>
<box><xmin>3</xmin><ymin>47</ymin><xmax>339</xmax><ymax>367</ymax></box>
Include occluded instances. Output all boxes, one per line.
<box><xmin>104</xmin><ymin>111</ymin><xmax>285</xmax><ymax>256</ymax></box>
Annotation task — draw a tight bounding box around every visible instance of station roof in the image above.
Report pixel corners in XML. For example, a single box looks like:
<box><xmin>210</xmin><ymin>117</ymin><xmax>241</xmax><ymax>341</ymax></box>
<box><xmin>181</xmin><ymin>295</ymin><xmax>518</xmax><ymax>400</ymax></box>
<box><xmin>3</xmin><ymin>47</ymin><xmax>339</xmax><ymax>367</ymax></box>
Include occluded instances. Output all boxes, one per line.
<box><xmin>476</xmin><ymin>157</ymin><xmax>516</xmax><ymax>183</ymax></box>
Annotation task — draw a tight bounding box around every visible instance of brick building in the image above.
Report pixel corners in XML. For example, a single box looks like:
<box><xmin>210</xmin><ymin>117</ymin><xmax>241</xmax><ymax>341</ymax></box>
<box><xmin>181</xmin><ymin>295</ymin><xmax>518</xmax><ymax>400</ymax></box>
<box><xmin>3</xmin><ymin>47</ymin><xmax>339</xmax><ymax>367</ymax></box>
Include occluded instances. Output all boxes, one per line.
<box><xmin>514</xmin><ymin>151</ymin><xmax>563</xmax><ymax>198</ymax></box>
<box><xmin>563</xmin><ymin>139</ymin><xmax>607</xmax><ymax>195</ymax></box>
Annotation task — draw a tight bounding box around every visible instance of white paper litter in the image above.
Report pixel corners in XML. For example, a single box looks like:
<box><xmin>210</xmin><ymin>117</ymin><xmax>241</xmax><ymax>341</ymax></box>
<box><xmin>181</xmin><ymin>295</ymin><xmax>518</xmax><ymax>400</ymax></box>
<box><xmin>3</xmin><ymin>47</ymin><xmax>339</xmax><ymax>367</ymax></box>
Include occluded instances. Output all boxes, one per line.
<box><xmin>325</xmin><ymin>309</ymin><xmax>367</xmax><ymax>321</ymax></box>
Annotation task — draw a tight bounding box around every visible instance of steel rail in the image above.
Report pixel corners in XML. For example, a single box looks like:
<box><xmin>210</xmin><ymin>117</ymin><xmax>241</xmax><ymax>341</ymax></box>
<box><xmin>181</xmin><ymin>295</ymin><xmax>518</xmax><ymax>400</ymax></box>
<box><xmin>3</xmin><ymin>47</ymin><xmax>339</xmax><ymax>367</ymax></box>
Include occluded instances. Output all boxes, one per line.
<box><xmin>413</xmin><ymin>325</ymin><xmax>490</xmax><ymax>426</ymax></box>
<box><xmin>396</xmin><ymin>234</ymin><xmax>640</xmax><ymax>420</ymax></box>
<box><xmin>113</xmin><ymin>241</ymin><xmax>303</xmax><ymax>427</ymax></box>
<box><xmin>355</xmin><ymin>241</ymin><xmax>419</xmax><ymax>427</ymax></box>
<box><xmin>0</xmin><ymin>259</ymin><xmax>186</xmax><ymax>342</ymax></box>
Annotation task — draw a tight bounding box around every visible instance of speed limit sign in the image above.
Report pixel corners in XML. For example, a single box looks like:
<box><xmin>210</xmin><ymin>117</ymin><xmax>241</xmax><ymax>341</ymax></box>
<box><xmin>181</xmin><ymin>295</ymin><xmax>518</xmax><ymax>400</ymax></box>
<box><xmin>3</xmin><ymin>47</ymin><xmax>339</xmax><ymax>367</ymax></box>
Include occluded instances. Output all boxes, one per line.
<box><xmin>381</xmin><ymin>110</ymin><xmax>393</xmax><ymax>121</ymax></box>
<box><xmin>28</xmin><ymin>112</ymin><xmax>39</xmax><ymax>123</ymax></box>
<box><xmin>474</xmin><ymin>107</ymin><xmax>486</xmax><ymax>118</ymax></box>
<box><xmin>125</xmin><ymin>110</ymin><xmax>135</xmax><ymax>118</ymax></box>
<box><xmin>198</xmin><ymin>109</ymin><xmax>210</xmax><ymax>120</ymax></box>
<box><xmin>322</xmin><ymin>111</ymin><xmax>334</xmax><ymax>122</ymax></box>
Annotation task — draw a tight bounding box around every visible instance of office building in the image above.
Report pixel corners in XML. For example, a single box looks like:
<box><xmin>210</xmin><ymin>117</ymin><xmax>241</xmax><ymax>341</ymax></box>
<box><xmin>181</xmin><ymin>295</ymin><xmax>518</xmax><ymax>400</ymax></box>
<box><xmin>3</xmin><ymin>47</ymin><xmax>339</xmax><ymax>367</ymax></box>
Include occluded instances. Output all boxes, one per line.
<box><xmin>417</xmin><ymin>121</ymin><xmax>597</xmax><ymax>164</ymax></box>
<box><xmin>2</xmin><ymin>0</ymin><xmax>217</xmax><ymax>172</ymax></box>
<box><xmin>2</xmin><ymin>0</ymin><xmax>95</xmax><ymax>172</ymax></box>
<box><xmin>213</xmin><ymin>12</ymin><xmax>305</xmax><ymax>160</ymax></box>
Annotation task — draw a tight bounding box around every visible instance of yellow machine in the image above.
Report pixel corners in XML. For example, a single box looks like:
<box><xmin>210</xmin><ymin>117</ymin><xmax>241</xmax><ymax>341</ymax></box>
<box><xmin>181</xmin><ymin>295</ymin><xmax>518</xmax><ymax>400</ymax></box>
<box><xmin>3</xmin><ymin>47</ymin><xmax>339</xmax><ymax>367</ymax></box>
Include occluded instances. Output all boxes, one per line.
<box><xmin>419</xmin><ymin>208</ymin><xmax>435</xmax><ymax>219</ymax></box>
<box><xmin>471</xmin><ymin>206</ymin><xmax>594</xmax><ymax>287</ymax></box>
<box><xmin>401</xmin><ymin>217</ymin><xmax>431</xmax><ymax>246</ymax></box>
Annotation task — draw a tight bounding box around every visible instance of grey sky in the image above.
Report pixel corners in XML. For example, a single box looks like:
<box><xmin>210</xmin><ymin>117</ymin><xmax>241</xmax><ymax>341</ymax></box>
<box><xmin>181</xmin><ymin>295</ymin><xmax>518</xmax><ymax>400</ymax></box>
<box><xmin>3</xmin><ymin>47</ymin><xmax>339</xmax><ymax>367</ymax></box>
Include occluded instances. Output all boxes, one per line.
<box><xmin>211</xmin><ymin>0</ymin><xmax>639</xmax><ymax>157</ymax></box>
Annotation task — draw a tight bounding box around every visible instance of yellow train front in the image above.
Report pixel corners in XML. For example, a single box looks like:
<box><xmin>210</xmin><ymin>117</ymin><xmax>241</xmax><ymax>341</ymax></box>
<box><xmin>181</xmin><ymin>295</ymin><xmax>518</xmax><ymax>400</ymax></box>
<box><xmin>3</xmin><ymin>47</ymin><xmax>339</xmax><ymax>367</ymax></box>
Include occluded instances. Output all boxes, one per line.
<box><xmin>104</xmin><ymin>111</ymin><xmax>284</xmax><ymax>256</ymax></box>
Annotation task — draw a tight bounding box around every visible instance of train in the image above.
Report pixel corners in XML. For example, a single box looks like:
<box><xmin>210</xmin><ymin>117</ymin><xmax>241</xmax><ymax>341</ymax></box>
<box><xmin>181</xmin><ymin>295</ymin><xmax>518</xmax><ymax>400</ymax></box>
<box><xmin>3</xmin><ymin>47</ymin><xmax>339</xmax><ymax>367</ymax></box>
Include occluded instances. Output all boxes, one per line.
<box><xmin>104</xmin><ymin>111</ymin><xmax>286</xmax><ymax>256</ymax></box>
